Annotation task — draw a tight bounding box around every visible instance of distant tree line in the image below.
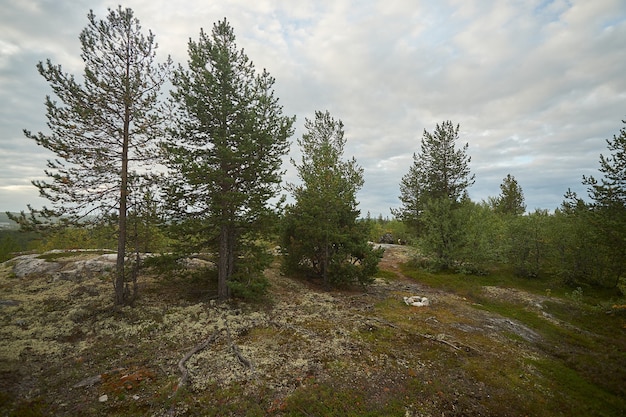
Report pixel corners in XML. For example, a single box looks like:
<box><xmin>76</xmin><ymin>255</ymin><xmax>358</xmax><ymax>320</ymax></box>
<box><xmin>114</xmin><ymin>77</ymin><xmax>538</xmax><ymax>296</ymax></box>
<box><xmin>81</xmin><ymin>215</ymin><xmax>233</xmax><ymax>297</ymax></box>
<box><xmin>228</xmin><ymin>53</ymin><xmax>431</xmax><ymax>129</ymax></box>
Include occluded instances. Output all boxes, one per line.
<box><xmin>392</xmin><ymin>118</ymin><xmax>626</xmax><ymax>295</ymax></box>
<box><xmin>8</xmin><ymin>6</ymin><xmax>625</xmax><ymax>305</ymax></box>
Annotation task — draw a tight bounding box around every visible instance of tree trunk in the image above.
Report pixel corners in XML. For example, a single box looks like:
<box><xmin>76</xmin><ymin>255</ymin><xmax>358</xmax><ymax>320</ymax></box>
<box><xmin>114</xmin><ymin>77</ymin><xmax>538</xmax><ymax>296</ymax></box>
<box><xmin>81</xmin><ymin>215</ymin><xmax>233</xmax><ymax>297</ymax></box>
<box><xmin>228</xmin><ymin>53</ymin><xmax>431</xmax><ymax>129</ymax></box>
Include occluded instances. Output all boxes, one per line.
<box><xmin>218</xmin><ymin>223</ymin><xmax>231</xmax><ymax>301</ymax></box>
<box><xmin>115</xmin><ymin>101</ymin><xmax>131</xmax><ymax>306</ymax></box>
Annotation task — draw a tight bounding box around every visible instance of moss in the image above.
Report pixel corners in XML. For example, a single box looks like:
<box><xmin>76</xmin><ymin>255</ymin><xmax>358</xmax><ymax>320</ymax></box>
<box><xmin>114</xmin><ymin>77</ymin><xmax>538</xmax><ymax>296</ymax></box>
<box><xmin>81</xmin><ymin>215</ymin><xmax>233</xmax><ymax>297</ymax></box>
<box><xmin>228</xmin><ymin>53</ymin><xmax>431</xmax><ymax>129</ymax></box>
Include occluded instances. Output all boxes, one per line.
<box><xmin>531</xmin><ymin>358</ymin><xmax>626</xmax><ymax>416</ymax></box>
<box><xmin>282</xmin><ymin>377</ymin><xmax>406</xmax><ymax>417</ymax></box>
<box><xmin>374</xmin><ymin>269</ymin><xmax>399</xmax><ymax>281</ymax></box>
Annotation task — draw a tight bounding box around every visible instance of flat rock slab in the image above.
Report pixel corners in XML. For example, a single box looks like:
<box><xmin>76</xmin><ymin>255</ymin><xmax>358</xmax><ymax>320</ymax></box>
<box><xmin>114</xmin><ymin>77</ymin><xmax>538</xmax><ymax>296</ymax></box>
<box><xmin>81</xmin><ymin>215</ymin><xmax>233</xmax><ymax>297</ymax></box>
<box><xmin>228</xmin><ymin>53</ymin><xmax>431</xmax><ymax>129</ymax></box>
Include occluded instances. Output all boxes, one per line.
<box><xmin>5</xmin><ymin>251</ymin><xmax>117</xmax><ymax>280</ymax></box>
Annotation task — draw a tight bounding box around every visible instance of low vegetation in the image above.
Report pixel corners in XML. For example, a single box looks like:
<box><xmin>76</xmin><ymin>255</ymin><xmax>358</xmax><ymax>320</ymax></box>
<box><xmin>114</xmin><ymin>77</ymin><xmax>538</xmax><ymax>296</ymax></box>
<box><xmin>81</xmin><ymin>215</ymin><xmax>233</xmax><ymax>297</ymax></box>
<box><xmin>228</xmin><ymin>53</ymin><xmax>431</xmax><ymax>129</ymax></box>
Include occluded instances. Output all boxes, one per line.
<box><xmin>1</xmin><ymin>245</ymin><xmax>624</xmax><ymax>416</ymax></box>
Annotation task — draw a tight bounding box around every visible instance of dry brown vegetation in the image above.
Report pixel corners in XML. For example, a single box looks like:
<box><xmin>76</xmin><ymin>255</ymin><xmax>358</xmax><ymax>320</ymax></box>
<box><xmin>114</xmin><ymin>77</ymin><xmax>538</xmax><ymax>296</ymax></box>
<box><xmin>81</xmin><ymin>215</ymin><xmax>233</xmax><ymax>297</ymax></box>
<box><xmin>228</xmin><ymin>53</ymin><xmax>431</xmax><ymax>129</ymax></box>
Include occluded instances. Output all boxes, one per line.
<box><xmin>1</xmin><ymin>246</ymin><xmax>625</xmax><ymax>416</ymax></box>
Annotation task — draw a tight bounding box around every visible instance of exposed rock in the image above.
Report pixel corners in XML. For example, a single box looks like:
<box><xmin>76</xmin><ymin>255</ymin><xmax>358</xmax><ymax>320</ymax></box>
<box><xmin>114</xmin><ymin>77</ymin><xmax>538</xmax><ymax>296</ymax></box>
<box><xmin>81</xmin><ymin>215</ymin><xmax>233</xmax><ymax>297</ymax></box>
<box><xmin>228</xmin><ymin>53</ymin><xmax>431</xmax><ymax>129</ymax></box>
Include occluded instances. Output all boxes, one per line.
<box><xmin>5</xmin><ymin>251</ymin><xmax>118</xmax><ymax>281</ymax></box>
<box><xmin>403</xmin><ymin>295</ymin><xmax>430</xmax><ymax>307</ymax></box>
<box><xmin>52</xmin><ymin>255</ymin><xmax>117</xmax><ymax>282</ymax></box>
<box><xmin>180</xmin><ymin>257</ymin><xmax>215</xmax><ymax>270</ymax></box>
<box><xmin>379</xmin><ymin>233</ymin><xmax>395</xmax><ymax>244</ymax></box>
<box><xmin>9</xmin><ymin>254</ymin><xmax>62</xmax><ymax>278</ymax></box>
<box><xmin>486</xmin><ymin>317</ymin><xmax>541</xmax><ymax>343</ymax></box>
<box><xmin>0</xmin><ymin>299</ymin><xmax>20</xmax><ymax>307</ymax></box>
<box><xmin>73</xmin><ymin>374</ymin><xmax>102</xmax><ymax>389</ymax></box>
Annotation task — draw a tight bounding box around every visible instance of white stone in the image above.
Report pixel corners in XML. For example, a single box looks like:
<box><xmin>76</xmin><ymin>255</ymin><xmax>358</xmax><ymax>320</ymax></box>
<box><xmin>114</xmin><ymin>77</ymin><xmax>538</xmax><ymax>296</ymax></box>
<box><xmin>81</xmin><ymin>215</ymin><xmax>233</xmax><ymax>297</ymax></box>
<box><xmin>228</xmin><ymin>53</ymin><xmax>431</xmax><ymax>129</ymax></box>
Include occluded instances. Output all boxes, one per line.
<box><xmin>403</xmin><ymin>296</ymin><xmax>430</xmax><ymax>307</ymax></box>
<box><xmin>98</xmin><ymin>394</ymin><xmax>108</xmax><ymax>402</ymax></box>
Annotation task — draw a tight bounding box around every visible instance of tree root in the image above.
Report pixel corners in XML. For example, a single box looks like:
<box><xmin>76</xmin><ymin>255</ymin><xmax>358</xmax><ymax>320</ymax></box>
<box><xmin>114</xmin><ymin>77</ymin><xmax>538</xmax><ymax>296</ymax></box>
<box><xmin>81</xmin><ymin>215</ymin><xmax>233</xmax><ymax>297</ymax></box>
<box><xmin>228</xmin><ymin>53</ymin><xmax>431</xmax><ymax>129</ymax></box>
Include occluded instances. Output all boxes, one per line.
<box><xmin>167</xmin><ymin>330</ymin><xmax>220</xmax><ymax>417</ymax></box>
<box><xmin>225</xmin><ymin>318</ymin><xmax>257</xmax><ymax>377</ymax></box>
<box><xmin>175</xmin><ymin>330</ymin><xmax>220</xmax><ymax>392</ymax></box>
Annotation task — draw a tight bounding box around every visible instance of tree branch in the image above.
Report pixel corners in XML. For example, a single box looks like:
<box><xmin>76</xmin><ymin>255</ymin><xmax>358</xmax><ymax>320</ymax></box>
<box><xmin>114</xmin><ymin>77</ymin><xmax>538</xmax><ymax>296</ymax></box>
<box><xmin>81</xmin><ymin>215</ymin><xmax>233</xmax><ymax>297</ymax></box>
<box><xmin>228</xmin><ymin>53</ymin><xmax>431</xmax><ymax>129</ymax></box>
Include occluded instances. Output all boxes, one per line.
<box><xmin>174</xmin><ymin>330</ymin><xmax>220</xmax><ymax>392</ymax></box>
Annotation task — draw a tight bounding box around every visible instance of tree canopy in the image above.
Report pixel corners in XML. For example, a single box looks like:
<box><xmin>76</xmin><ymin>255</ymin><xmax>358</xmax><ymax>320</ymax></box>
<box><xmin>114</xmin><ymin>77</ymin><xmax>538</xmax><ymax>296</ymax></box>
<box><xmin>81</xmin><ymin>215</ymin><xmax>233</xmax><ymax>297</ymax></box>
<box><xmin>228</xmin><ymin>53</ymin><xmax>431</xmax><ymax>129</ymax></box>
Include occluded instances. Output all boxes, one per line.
<box><xmin>282</xmin><ymin>110</ymin><xmax>383</xmax><ymax>287</ymax></box>
<box><xmin>579</xmin><ymin>120</ymin><xmax>626</xmax><ymax>286</ymax></box>
<box><xmin>394</xmin><ymin>121</ymin><xmax>475</xmax><ymax>230</ymax></box>
<box><xmin>163</xmin><ymin>19</ymin><xmax>295</xmax><ymax>300</ymax></box>
<box><xmin>492</xmin><ymin>174</ymin><xmax>526</xmax><ymax>216</ymax></box>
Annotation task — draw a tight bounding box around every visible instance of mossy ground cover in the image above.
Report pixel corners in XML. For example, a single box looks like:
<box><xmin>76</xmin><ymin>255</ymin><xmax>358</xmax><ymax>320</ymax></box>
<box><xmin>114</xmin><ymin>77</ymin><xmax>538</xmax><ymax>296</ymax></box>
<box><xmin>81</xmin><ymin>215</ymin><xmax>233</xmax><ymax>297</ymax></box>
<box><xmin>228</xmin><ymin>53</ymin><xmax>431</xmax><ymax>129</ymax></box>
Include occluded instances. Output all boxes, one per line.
<box><xmin>1</xmin><ymin>247</ymin><xmax>625</xmax><ymax>416</ymax></box>
<box><xmin>400</xmin><ymin>260</ymin><xmax>626</xmax><ymax>416</ymax></box>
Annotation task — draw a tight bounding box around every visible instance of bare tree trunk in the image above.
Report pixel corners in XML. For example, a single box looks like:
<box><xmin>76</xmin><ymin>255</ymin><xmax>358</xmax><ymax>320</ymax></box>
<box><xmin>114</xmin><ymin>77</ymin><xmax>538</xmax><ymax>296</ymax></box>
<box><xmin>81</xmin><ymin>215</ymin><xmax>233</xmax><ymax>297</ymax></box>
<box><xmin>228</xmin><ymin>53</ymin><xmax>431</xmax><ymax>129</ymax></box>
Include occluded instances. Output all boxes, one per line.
<box><xmin>218</xmin><ymin>223</ymin><xmax>231</xmax><ymax>301</ymax></box>
<box><xmin>115</xmin><ymin>101</ymin><xmax>131</xmax><ymax>306</ymax></box>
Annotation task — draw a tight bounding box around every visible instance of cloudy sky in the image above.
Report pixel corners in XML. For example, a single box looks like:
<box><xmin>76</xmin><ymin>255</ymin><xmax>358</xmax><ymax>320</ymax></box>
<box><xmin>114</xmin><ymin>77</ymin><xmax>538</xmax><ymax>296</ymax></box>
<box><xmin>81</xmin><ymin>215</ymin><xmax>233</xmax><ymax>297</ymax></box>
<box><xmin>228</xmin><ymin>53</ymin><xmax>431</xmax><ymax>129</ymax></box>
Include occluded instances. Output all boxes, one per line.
<box><xmin>1</xmin><ymin>0</ymin><xmax>625</xmax><ymax>217</ymax></box>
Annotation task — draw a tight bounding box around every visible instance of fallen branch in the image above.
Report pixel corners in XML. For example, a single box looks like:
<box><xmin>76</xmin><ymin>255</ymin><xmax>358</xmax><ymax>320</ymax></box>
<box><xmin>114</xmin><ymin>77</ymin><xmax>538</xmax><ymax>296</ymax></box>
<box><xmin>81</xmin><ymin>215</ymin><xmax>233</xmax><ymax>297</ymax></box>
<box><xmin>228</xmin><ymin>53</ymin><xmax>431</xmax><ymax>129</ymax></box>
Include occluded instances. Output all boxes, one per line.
<box><xmin>419</xmin><ymin>332</ymin><xmax>484</xmax><ymax>353</ymax></box>
<box><xmin>225</xmin><ymin>320</ymin><xmax>257</xmax><ymax>377</ymax></box>
<box><xmin>175</xmin><ymin>330</ymin><xmax>220</xmax><ymax>391</ymax></box>
<box><xmin>72</xmin><ymin>367</ymin><xmax>125</xmax><ymax>389</ymax></box>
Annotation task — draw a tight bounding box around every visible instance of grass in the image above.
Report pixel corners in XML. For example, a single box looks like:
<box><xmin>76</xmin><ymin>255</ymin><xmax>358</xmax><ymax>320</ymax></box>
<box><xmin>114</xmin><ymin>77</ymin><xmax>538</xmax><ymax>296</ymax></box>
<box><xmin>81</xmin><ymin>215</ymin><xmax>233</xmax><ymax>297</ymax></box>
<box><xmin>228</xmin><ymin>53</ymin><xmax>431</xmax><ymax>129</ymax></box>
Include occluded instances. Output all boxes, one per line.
<box><xmin>530</xmin><ymin>358</ymin><xmax>625</xmax><ymax>417</ymax></box>
<box><xmin>282</xmin><ymin>377</ymin><xmax>407</xmax><ymax>416</ymax></box>
<box><xmin>399</xmin><ymin>260</ymin><xmax>626</xmax><ymax>416</ymax></box>
<box><xmin>374</xmin><ymin>269</ymin><xmax>400</xmax><ymax>281</ymax></box>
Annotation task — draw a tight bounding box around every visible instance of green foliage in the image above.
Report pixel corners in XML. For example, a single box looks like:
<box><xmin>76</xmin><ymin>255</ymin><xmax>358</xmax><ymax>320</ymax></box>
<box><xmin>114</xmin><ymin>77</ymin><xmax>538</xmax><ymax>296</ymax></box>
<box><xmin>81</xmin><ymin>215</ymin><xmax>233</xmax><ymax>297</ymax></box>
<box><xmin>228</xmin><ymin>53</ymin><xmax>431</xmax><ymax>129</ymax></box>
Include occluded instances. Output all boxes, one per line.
<box><xmin>415</xmin><ymin>198</ymin><xmax>501</xmax><ymax>272</ymax></box>
<box><xmin>393</xmin><ymin>121</ymin><xmax>475</xmax><ymax>232</ymax></box>
<box><xmin>0</xmin><ymin>230</ymin><xmax>40</xmax><ymax>262</ymax></box>
<box><xmin>366</xmin><ymin>217</ymin><xmax>412</xmax><ymax>244</ymax></box>
<box><xmin>163</xmin><ymin>19</ymin><xmax>294</xmax><ymax>300</ymax></box>
<box><xmin>542</xmin><ymin>121</ymin><xmax>626</xmax><ymax>290</ymax></box>
<box><xmin>35</xmin><ymin>224</ymin><xmax>117</xmax><ymax>252</ymax></box>
<box><xmin>418</xmin><ymin>197</ymin><xmax>464</xmax><ymax>268</ymax></box>
<box><xmin>580</xmin><ymin>120</ymin><xmax>626</xmax><ymax>287</ymax></box>
<box><xmin>504</xmin><ymin>209</ymin><xmax>551</xmax><ymax>278</ymax></box>
<box><xmin>491</xmin><ymin>174</ymin><xmax>526</xmax><ymax>215</ymax></box>
<box><xmin>394</xmin><ymin>121</ymin><xmax>476</xmax><ymax>267</ymax></box>
<box><xmin>226</xmin><ymin>238</ymin><xmax>272</xmax><ymax>299</ymax></box>
<box><xmin>126</xmin><ymin>190</ymin><xmax>173</xmax><ymax>254</ymax></box>
<box><xmin>282</xmin><ymin>111</ymin><xmax>383</xmax><ymax>287</ymax></box>
<box><xmin>17</xmin><ymin>6</ymin><xmax>170</xmax><ymax>227</ymax></box>
<box><xmin>547</xmin><ymin>199</ymin><xmax>614</xmax><ymax>287</ymax></box>
<box><xmin>453</xmin><ymin>200</ymin><xmax>506</xmax><ymax>269</ymax></box>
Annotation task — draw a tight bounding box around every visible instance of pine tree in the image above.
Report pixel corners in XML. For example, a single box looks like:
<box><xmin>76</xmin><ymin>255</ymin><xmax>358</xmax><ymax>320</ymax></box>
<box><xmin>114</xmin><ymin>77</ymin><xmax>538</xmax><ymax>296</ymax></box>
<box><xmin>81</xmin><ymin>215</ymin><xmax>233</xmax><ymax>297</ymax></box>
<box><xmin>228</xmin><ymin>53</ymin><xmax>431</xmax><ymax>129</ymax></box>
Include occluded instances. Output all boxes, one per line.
<box><xmin>282</xmin><ymin>111</ymin><xmax>383</xmax><ymax>288</ymax></box>
<box><xmin>493</xmin><ymin>174</ymin><xmax>526</xmax><ymax>215</ymax></box>
<box><xmin>393</xmin><ymin>121</ymin><xmax>474</xmax><ymax>268</ymax></box>
<box><xmin>13</xmin><ymin>7</ymin><xmax>171</xmax><ymax>305</ymax></box>
<box><xmin>393</xmin><ymin>121</ymin><xmax>474</xmax><ymax>230</ymax></box>
<box><xmin>584</xmin><ymin>120</ymin><xmax>626</xmax><ymax>207</ymax></box>
<box><xmin>580</xmin><ymin>120</ymin><xmax>626</xmax><ymax>287</ymax></box>
<box><xmin>164</xmin><ymin>19</ymin><xmax>294</xmax><ymax>300</ymax></box>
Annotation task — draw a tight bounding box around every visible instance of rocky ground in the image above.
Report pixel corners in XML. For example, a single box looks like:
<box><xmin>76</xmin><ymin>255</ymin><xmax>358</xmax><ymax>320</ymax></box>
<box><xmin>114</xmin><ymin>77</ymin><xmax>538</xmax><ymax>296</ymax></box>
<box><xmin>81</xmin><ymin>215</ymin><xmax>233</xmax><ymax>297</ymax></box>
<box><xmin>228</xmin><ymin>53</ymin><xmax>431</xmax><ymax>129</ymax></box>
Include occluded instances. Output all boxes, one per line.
<box><xmin>0</xmin><ymin>246</ymin><xmax>624</xmax><ymax>416</ymax></box>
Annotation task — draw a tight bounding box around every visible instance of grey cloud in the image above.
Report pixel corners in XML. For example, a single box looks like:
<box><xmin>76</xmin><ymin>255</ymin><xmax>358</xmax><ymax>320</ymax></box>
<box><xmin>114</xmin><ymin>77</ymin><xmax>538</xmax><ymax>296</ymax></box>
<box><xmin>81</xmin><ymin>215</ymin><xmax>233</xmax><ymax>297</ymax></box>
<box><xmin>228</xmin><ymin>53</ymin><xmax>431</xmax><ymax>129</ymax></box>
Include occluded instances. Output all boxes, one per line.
<box><xmin>1</xmin><ymin>0</ymin><xmax>625</xmax><ymax>217</ymax></box>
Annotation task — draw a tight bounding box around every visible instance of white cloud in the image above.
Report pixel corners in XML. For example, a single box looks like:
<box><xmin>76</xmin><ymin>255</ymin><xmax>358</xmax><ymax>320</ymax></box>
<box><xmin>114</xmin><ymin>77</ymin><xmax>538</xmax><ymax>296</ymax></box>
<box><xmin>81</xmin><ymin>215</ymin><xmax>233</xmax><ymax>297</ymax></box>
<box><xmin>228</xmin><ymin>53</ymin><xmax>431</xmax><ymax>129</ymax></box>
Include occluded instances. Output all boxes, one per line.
<box><xmin>0</xmin><ymin>0</ymin><xmax>625</xmax><ymax>216</ymax></box>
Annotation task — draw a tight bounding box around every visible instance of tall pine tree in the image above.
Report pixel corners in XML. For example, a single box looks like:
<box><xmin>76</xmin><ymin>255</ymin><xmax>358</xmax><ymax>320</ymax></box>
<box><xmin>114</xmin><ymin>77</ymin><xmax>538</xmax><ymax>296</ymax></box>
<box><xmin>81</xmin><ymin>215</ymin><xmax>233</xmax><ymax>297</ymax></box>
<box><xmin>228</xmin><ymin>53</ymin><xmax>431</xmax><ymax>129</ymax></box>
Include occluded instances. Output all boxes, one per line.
<box><xmin>393</xmin><ymin>121</ymin><xmax>475</xmax><ymax>267</ymax></box>
<box><xmin>13</xmin><ymin>7</ymin><xmax>171</xmax><ymax>305</ymax></box>
<box><xmin>394</xmin><ymin>121</ymin><xmax>474</xmax><ymax>230</ymax></box>
<box><xmin>164</xmin><ymin>19</ymin><xmax>294</xmax><ymax>300</ymax></box>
